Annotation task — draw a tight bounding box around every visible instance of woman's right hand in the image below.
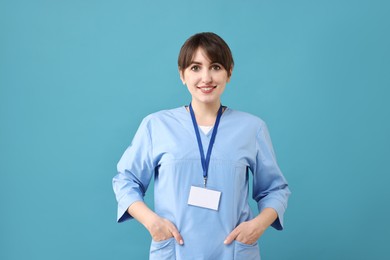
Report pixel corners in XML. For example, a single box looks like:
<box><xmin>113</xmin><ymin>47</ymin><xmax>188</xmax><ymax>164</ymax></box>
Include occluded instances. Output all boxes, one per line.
<box><xmin>127</xmin><ymin>201</ymin><xmax>184</xmax><ymax>245</ymax></box>
<box><xmin>147</xmin><ymin>216</ymin><xmax>184</xmax><ymax>245</ymax></box>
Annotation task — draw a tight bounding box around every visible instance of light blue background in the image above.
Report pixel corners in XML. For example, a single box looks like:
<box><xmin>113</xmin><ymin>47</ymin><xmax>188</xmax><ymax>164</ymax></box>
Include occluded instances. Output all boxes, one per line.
<box><xmin>1</xmin><ymin>0</ymin><xmax>389</xmax><ymax>259</ymax></box>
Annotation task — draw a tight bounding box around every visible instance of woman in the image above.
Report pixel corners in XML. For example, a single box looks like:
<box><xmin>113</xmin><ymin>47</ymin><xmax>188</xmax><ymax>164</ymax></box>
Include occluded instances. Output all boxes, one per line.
<box><xmin>113</xmin><ymin>32</ymin><xmax>290</xmax><ymax>259</ymax></box>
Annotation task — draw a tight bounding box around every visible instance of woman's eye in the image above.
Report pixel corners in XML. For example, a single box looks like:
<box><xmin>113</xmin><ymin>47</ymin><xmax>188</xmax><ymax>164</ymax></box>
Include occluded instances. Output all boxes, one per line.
<box><xmin>190</xmin><ymin>65</ymin><xmax>200</xmax><ymax>71</ymax></box>
<box><xmin>211</xmin><ymin>65</ymin><xmax>221</xmax><ymax>70</ymax></box>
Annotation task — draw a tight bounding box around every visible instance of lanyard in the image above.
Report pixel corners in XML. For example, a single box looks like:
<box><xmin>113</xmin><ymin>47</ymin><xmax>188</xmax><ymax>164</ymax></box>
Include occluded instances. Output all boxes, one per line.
<box><xmin>189</xmin><ymin>103</ymin><xmax>223</xmax><ymax>187</ymax></box>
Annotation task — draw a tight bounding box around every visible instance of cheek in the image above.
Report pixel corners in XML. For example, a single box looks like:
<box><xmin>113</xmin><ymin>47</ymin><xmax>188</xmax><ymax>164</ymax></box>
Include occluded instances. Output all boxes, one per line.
<box><xmin>213</xmin><ymin>71</ymin><xmax>229</xmax><ymax>82</ymax></box>
<box><xmin>186</xmin><ymin>75</ymin><xmax>201</xmax><ymax>85</ymax></box>
<box><xmin>216</xmin><ymin>76</ymin><xmax>229</xmax><ymax>84</ymax></box>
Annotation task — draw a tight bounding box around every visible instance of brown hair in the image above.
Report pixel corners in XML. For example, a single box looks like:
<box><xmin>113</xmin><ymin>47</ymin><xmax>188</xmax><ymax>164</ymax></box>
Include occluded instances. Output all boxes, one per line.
<box><xmin>178</xmin><ymin>32</ymin><xmax>234</xmax><ymax>76</ymax></box>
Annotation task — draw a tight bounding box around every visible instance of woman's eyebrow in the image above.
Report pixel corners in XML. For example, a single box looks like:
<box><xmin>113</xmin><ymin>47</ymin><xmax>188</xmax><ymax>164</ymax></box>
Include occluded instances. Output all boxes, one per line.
<box><xmin>191</xmin><ymin>61</ymin><xmax>220</xmax><ymax>65</ymax></box>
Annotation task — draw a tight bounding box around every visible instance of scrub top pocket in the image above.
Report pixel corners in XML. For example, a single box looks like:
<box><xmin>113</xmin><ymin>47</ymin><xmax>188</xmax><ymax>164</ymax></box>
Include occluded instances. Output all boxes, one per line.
<box><xmin>150</xmin><ymin>237</ymin><xmax>176</xmax><ymax>260</ymax></box>
<box><xmin>233</xmin><ymin>240</ymin><xmax>260</xmax><ymax>260</ymax></box>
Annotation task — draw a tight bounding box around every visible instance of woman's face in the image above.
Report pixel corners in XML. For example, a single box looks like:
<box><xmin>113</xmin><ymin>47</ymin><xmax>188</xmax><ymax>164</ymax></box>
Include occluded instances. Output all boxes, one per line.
<box><xmin>180</xmin><ymin>48</ymin><xmax>231</xmax><ymax>107</ymax></box>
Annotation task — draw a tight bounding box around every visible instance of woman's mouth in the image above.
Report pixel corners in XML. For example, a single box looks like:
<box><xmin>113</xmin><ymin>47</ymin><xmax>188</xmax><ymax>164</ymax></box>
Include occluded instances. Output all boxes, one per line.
<box><xmin>198</xmin><ymin>86</ymin><xmax>217</xmax><ymax>94</ymax></box>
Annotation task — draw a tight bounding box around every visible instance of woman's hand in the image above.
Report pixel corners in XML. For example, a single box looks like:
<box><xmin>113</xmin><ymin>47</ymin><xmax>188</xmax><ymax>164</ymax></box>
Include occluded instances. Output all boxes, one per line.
<box><xmin>224</xmin><ymin>208</ymin><xmax>278</xmax><ymax>245</ymax></box>
<box><xmin>127</xmin><ymin>201</ymin><xmax>184</xmax><ymax>245</ymax></box>
<box><xmin>147</xmin><ymin>216</ymin><xmax>184</xmax><ymax>244</ymax></box>
<box><xmin>224</xmin><ymin>218</ymin><xmax>265</xmax><ymax>245</ymax></box>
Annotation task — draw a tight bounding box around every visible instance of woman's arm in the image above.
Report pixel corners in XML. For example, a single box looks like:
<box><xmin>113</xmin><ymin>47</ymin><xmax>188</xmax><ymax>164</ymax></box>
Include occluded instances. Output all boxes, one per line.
<box><xmin>225</xmin><ymin>121</ymin><xmax>290</xmax><ymax>245</ymax></box>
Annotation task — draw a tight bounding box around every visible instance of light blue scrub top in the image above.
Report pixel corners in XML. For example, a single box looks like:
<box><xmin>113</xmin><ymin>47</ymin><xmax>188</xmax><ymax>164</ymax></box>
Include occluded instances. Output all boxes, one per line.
<box><xmin>113</xmin><ymin>106</ymin><xmax>291</xmax><ymax>260</ymax></box>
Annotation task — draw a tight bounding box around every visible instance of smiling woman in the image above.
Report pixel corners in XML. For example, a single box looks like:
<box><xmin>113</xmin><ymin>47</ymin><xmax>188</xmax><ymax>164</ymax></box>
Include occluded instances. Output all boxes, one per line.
<box><xmin>112</xmin><ymin>32</ymin><xmax>291</xmax><ymax>260</ymax></box>
<box><xmin>179</xmin><ymin>48</ymin><xmax>230</xmax><ymax>123</ymax></box>
<box><xmin>178</xmin><ymin>33</ymin><xmax>233</xmax><ymax>125</ymax></box>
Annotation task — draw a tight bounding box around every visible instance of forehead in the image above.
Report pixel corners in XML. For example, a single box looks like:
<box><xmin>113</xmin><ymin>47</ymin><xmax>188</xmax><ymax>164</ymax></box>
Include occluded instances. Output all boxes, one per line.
<box><xmin>190</xmin><ymin>48</ymin><xmax>214</xmax><ymax>64</ymax></box>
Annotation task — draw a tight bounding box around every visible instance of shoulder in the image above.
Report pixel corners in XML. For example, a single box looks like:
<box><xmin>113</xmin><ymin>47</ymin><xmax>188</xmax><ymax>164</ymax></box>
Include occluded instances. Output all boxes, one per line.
<box><xmin>226</xmin><ymin>108</ymin><xmax>267</xmax><ymax>129</ymax></box>
<box><xmin>140</xmin><ymin>106</ymin><xmax>186</xmax><ymax>126</ymax></box>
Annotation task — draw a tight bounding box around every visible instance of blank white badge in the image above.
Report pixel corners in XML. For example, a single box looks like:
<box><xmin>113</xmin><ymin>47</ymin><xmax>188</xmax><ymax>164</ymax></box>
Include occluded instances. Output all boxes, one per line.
<box><xmin>188</xmin><ymin>186</ymin><xmax>221</xmax><ymax>211</ymax></box>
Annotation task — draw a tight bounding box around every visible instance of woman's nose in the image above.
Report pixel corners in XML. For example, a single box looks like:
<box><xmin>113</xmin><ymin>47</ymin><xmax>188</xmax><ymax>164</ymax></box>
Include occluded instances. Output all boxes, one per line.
<box><xmin>202</xmin><ymin>70</ymin><xmax>212</xmax><ymax>83</ymax></box>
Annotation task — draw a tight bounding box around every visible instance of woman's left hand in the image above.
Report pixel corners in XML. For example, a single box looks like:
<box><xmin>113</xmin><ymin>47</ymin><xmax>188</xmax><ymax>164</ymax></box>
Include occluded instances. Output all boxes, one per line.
<box><xmin>224</xmin><ymin>208</ymin><xmax>278</xmax><ymax>245</ymax></box>
<box><xmin>223</xmin><ymin>218</ymin><xmax>265</xmax><ymax>245</ymax></box>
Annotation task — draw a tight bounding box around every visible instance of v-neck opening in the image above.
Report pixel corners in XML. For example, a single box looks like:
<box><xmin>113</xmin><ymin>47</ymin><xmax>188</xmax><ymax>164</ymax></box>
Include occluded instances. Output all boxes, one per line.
<box><xmin>182</xmin><ymin>105</ymin><xmax>229</xmax><ymax>137</ymax></box>
<box><xmin>199</xmin><ymin>125</ymin><xmax>214</xmax><ymax>137</ymax></box>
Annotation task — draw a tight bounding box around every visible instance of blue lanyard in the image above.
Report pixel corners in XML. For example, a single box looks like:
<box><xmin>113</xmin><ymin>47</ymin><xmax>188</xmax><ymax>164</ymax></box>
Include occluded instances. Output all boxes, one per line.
<box><xmin>189</xmin><ymin>103</ymin><xmax>223</xmax><ymax>187</ymax></box>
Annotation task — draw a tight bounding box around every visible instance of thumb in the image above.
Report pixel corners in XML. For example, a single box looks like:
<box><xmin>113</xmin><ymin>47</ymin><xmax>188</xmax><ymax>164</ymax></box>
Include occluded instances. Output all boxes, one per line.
<box><xmin>224</xmin><ymin>228</ymin><xmax>238</xmax><ymax>245</ymax></box>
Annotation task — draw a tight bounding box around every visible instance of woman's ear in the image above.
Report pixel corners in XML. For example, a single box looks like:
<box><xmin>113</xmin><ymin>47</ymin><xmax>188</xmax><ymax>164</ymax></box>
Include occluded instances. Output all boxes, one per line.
<box><xmin>227</xmin><ymin>67</ymin><xmax>233</xmax><ymax>83</ymax></box>
<box><xmin>179</xmin><ymin>68</ymin><xmax>185</xmax><ymax>85</ymax></box>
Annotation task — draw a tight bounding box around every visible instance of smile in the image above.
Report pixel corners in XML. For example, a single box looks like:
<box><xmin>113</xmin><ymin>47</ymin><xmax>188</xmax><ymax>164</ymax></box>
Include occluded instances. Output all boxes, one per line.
<box><xmin>198</xmin><ymin>86</ymin><xmax>217</xmax><ymax>93</ymax></box>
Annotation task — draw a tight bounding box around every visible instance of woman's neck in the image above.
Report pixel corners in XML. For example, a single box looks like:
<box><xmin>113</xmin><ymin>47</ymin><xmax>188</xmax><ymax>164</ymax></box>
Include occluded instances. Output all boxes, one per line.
<box><xmin>190</xmin><ymin>100</ymin><xmax>221</xmax><ymax>126</ymax></box>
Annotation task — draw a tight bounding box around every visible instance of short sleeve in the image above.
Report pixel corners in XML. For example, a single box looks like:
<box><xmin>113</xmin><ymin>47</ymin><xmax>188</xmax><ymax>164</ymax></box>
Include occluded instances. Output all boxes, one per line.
<box><xmin>252</xmin><ymin>121</ymin><xmax>291</xmax><ymax>230</ymax></box>
<box><xmin>112</xmin><ymin>117</ymin><xmax>155</xmax><ymax>222</ymax></box>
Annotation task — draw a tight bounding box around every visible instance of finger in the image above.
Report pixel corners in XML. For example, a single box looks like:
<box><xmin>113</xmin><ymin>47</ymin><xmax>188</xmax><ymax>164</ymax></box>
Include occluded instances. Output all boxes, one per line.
<box><xmin>224</xmin><ymin>228</ymin><xmax>239</xmax><ymax>245</ymax></box>
<box><xmin>170</xmin><ymin>228</ymin><xmax>184</xmax><ymax>245</ymax></box>
<box><xmin>167</xmin><ymin>222</ymin><xmax>184</xmax><ymax>245</ymax></box>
